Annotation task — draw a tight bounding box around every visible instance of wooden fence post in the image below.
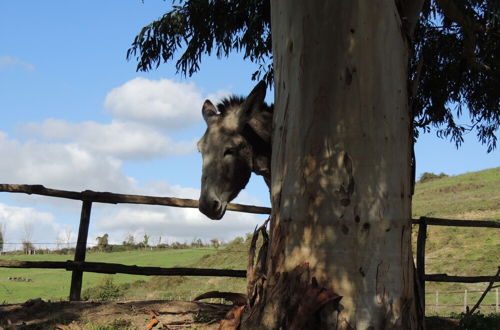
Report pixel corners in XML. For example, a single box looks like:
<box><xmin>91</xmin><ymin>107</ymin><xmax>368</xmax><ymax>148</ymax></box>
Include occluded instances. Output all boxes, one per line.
<box><xmin>69</xmin><ymin>200</ymin><xmax>92</xmax><ymax>301</ymax></box>
<box><xmin>416</xmin><ymin>217</ymin><xmax>427</xmax><ymax>315</ymax></box>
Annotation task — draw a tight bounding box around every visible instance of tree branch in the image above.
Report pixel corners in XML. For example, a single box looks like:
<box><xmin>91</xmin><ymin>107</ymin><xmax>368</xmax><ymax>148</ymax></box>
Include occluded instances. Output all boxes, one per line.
<box><xmin>468</xmin><ymin>266</ymin><xmax>500</xmax><ymax>315</ymax></box>
<box><xmin>397</xmin><ymin>0</ymin><xmax>425</xmax><ymax>37</ymax></box>
<box><xmin>435</xmin><ymin>0</ymin><xmax>491</xmax><ymax>71</ymax></box>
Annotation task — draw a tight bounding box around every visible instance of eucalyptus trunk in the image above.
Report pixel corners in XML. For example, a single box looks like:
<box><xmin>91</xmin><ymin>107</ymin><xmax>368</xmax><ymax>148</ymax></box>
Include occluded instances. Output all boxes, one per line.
<box><xmin>243</xmin><ymin>1</ymin><xmax>422</xmax><ymax>329</ymax></box>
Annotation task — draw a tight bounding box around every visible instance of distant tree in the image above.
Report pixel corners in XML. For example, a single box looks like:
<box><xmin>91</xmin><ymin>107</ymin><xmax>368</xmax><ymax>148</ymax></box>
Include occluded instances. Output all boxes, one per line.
<box><xmin>0</xmin><ymin>230</ymin><xmax>3</xmax><ymax>253</ymax></box>
<box><xmin>419</xmin><ymin>172</ymin><xmax>449</xmax><ymax>183</ymax></box>
<box><xmin>64</xmin><ymin>226</ymin><xmax>72</xmax><ymax>249</ymax></box>
<box><xmin>210</xmin><ymin>238</ymin><xmax>220</xmax><ymax>249</ymax></box>
<box><xmin>191</xmin><ymin>238</ymin><xmax>203</xmax><ymax>248</ymax></box>
<box><xmin>22</xmin><ymin>241</ymin><xmax>35</xmax><ymax>255</ymax></box>
<box><xmin>143</xmin><ymin>233</ymin><xmax>150</xmax><ymax>247</ymax></box>
<box><xmin>22</xmin><ymin>222</ymin><xmax>34</xmax><ymax>254</ymax></box>
<box><xmin>123</xmin><ymin>234</ymin><xmax>135</xmax><ymax>246</ymax></box>
<box><xmin>55</xmin><ymin>234</ymin><xmax>62</xmax><ymax>251</ymax></box>
<box><xmin>96</xmin><ymin>234</ymin><xmax>109</xmax><ymax>251</ymax></box>
<box><xmin>0</xmin><ymin>222</ymin><xmax>5</xmax><ymax>253</ymax></box>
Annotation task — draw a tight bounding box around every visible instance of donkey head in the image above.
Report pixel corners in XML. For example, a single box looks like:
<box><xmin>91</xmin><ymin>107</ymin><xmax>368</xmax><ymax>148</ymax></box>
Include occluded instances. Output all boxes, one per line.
<box><xmin>197</xmin><ymin>81</ymin><xmax>267</xmax><ymax>219</ymax></box>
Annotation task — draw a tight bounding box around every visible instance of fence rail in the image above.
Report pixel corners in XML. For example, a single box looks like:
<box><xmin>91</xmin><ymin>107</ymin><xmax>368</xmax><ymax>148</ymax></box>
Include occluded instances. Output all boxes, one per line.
<box><xmin>0</xmin><ymin>184</ymin><xmax>271</xmax><ymax>215</ymax></box>
<box><xmin>0</xmin><ymin>259</ymin><xmax>246</xmax><ymax>277</ymax></box>
<box><xmin>0</xmin><ymin>183</ymin><xmax>499</xmax><ymax>311</ymax></box>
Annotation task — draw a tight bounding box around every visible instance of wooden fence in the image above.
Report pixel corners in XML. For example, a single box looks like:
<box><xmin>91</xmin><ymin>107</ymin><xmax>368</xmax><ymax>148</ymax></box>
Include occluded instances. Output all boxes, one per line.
<box><xmin>0</xmin><ymin>184</ymin><xmax>269</xmax><ymax>300</ymax></box>
<box><xmin>413</xmin><ymin>216</ymin><xmax>500</xmax><ymax>314</ymax></box>
<box><xmin>0</xmin><ymin>183</ymin><xmax>499</xmax><ymax>309</ymax></box>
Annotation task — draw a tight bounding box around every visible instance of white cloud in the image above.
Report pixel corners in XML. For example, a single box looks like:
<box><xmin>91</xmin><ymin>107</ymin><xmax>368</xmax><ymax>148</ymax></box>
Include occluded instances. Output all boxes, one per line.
<box><xmin>94</xmin><ymin>205</ymin><xmax>266</xmax><ymax>244</ymax></box>
<box><xmin>0</xmin><ymin>203</ymin><xmax>60</xmax><ymax>251</ymax></box>
<box><xmin>91</xmin><ymin>183</ymin><xmax>268</xmax><ymax>244</ymax></box>
<box><xmin>0</xmin><ymin>132</ymin><xmax>135</xmax><ymax>192</ymax></box>
<box><xmin>21</xmin><ymin>119</ymin><xmax>196</xmax><ymax>160</ymax></box>
<box><xmin>0</xmin><ymin>55</ymin><xmax>35</xmax><ymax>71</ymax></box>
<box><xmin>104</xmin><ymin>78</ymin><xmax>232</xmax><ymax>130</ymax></box>
<box><xmin>104</xmin><ymin>78</ymin><xmax>204</xmax><ymax>129</ymax></box>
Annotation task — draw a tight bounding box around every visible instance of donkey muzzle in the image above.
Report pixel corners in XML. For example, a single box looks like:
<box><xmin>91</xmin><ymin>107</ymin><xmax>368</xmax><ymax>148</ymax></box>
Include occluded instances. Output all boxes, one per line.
<box><xmin>199</xmin><ymin>195</ymin><xmax>227</xmax><ymax>220</ymax></box>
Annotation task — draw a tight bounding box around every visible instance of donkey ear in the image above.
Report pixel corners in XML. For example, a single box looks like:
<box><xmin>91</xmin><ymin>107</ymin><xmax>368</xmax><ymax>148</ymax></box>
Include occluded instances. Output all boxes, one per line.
<box><xmin>237</xmin><ymin>81</ymin><xmax>267</xmax><ymax>128</ymax></box>
<box><xmin>202</xmin><ymin>100</ymin><xmax>218</xmax><ymax>125</ymax></box>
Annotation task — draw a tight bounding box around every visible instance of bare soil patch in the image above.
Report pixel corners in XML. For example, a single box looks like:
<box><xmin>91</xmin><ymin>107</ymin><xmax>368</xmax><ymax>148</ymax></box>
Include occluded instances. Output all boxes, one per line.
<box><xmin>0</xmin><ymin>298</ymin><xmax>231</xmax><ymax>329</ymax></box>
<box><xmin>0</xmin><ymin>298</ymin><xmax>476</xmax><ymax>329</ymax></box>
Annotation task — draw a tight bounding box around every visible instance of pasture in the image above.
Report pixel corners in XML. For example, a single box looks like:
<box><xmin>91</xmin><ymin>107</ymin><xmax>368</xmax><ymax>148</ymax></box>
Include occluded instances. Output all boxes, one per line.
<box><xmin>0</xmin><ymin>248</ymin><xmax>216</xmax><ymax>303</ymax></box>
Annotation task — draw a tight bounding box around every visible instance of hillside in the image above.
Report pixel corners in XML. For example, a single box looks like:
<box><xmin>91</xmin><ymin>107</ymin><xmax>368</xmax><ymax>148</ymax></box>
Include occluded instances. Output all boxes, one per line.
<box><xmin>411</xmin><ymin>167</ymin><xmax>500</xmax><ymax>313</ymax></box>
<box><xmin>412</xmin><ymin>168</ymin><xmax>499</xmax><ymax>287</ymax></box>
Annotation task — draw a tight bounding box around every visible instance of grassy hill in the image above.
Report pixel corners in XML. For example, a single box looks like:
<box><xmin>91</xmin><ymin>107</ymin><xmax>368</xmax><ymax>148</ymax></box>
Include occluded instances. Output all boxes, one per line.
<box><xmin>412</xmin><ymin>168</ymin><xmax>499</xmax><ymax>279</ymax></box>
<box><xmin>411</xmin><ymin>167</ymin><xmax>499</xmax><ymax>314</ymax></box>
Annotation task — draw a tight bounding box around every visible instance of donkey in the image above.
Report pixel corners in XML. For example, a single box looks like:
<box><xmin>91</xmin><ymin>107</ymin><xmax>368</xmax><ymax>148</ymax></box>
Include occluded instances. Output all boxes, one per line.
<box><xmin>197</xmin><ymin>81</ymin><xmax>273</xmax><ymax>219</ymax></box>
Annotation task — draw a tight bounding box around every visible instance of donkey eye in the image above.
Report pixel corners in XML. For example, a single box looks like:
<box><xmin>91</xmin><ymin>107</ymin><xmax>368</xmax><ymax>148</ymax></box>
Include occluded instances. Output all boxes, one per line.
<box><xmin>224</xmin><ymin>148</ymin><xmax>237</xmax><ymax>156</ymax></box>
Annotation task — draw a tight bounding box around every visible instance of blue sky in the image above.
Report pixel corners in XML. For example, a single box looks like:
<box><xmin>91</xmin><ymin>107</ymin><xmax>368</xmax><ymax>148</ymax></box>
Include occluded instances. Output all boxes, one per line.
<box><xmin>0</xmin><ymin>1</ymin><xmax>498</xmax><ymax>249</ymax></box>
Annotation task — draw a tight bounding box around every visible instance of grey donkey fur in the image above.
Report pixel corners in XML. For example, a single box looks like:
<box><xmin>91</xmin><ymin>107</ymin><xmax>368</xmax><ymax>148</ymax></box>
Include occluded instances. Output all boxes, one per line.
<box><xmin>197</xmin><ymin>81</ymin><xmax>272</xmax><ymax>219</ymax></box>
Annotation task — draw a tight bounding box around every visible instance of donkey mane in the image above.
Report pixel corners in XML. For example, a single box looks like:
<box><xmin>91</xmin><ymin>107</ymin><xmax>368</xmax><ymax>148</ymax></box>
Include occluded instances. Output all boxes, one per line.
<box><xmin>216</xmin><ymin>95</ymin><xmax>273</xmax><ymax>117</ymax></box>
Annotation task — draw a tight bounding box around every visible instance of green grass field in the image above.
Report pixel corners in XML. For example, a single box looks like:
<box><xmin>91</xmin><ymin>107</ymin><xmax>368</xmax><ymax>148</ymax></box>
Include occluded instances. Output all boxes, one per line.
<box><xmin>0</xmin><ymin>168</ymin><xmax>498</xmax><ymax>316</ymax></box>
<box><xmin>0</xmin><ymin>248</ymin><xmax>216</xmax><ymax>303</ymax></box>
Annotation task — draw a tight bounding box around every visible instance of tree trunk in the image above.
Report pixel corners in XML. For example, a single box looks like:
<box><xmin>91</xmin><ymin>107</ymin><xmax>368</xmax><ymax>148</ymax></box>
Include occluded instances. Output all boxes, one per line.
<box><xmin>243</xmin><ymin>1</ymin><xmax>422</xmax><ymax>329</ymax></box>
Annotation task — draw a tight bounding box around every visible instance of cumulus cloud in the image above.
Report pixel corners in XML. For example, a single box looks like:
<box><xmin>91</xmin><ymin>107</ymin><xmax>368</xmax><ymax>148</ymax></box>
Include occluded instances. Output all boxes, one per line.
<box><xmin>0</xmin><ymin>132</ymin><xmax>135</xmax><ymax>192</ymax></box>
<box><xmin>21</xmin><ymin>119</ymin><xmax>196</xmax><ymax>160</ymax></box>
<box><xmin>104</xmin><ymin>78</ymin><xmax>231</xmax><ymax>130</ymax></box>
<box><xmin>91</xmin><ymin>183</ymin><xmax>267</xmax><ymax>244</ymax></box>
<box><xmin>0</xmin><ymin>55</ymin><xmax>35</xmax><ymax>71</ymax></box>
<box><xmin>104</xmin><ymin>78</ymin><xmax>203</xmax><ymax>129</ymax></box>
<box><xmin>94</xmin><ymin>205</ymin><xmax>266</xmax><ymax>244</ymax></box>
<box><xmin>0</xmin><ymin>203</ymin><xmax>60</xmax><ymax>251</ymax></box>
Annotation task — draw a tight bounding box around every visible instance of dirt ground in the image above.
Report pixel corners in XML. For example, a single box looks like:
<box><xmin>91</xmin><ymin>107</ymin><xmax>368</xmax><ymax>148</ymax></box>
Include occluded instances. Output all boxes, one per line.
<box><xmin>0</xmin><ymin>298</ymin><xmax>232</xmax><ymax>329</ymax></box>
<box><xmin>0</xmin><ymin>298</ymin><xmax>465</xmax><ymax>330</ymax></box>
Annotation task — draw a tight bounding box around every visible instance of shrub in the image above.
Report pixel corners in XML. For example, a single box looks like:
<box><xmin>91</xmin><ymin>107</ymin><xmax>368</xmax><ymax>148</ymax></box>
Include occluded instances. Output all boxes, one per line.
<box><xmin>82</xmin><ymin>275</ymin><xmax>122</xmax><ymax>301</ymax></box>
<box><xmin>451</xmin><ymin>312</ymin><xmax>500</xmax><ymax>330</ymax></box>
<box><xmin>419</xmin><ymin>172</ymin><xmax>449</xmax><ymax>183</ymax></box>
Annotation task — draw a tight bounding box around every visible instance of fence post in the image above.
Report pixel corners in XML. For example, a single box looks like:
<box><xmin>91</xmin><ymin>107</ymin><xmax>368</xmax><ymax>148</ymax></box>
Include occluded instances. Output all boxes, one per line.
<box><xmin>416</xmin><ymin>218</ymin><xmax>427</xmax><ymax>315</ymax></box>
<box><xmin>69</xmin><ymin>200</ymin><xmax>92</xmax><ymax>301</ymax></box>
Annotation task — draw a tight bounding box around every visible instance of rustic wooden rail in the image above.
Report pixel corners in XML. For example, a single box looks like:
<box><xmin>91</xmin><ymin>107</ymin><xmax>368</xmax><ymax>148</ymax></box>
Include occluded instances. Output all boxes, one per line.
<box><xmin>0</xmin><ymin>184</ymin><xmax>272</xmax><ymax>215</ymax></box>
<box><xmin>0</xmin><ymin>260</ymin><xmax>246</xmax><ymax>277</ymax></box>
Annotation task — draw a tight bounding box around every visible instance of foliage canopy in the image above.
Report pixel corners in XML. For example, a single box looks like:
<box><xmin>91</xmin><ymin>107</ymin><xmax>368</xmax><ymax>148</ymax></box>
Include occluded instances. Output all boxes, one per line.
<box><xmin>128</xmin><ymin>0</ymin><xmax>499</xmax><ymax>151</ymax></box>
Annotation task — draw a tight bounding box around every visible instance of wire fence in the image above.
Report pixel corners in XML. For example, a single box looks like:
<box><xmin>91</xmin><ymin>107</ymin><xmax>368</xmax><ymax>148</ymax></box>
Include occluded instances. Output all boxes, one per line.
<box><xmin>425</xmin><ymin>289</ymin><xmax>499</xmax><ymax>315</ymax></box>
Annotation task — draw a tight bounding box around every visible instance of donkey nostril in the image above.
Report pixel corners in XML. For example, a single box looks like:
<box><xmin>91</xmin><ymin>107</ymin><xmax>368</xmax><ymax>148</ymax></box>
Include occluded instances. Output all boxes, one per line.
<box><xmin>212</xmin><ymin>200</ymin><xmax>220</xmax><ymax>211</ymax></box>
